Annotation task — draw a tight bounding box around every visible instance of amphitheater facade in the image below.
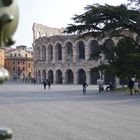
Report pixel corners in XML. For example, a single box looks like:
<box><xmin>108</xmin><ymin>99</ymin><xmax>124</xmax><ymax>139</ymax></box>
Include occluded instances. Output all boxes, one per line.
<box><xmin>32</xmin><ymin>23</ymin><xmax>118</xmax><ymax>84</ymax></box>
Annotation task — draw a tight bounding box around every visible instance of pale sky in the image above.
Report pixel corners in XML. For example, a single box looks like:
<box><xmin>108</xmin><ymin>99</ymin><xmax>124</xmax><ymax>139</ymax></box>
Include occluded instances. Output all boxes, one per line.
<box><xmin>13</xmin><ymin>0</ymin><xmax>128</xmax><ymax>48</ymax></box>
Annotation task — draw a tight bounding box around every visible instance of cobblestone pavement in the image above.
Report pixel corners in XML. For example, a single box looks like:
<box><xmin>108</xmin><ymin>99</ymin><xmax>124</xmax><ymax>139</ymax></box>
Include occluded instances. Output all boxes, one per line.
<box><xmin>0</xmin><ymin>82</ymin><xmax>140</xmax><ymax>140</ymax></box>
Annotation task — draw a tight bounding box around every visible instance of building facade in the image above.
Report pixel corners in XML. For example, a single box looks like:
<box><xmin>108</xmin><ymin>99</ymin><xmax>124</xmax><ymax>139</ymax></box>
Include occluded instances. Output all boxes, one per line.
<box><xmin>33</xmin><ymin>23</ymin><xmax>119</xmax><ymax>85</ymax></box>
<box><xmin>5</xmin><ymin>45</ymin><xmax>33</xmax><ymax>80</ymax></box>
<box><xmin>0</xmin><ymin>48</ymin><xmax>5</xmax><ymax>68</ymax></box>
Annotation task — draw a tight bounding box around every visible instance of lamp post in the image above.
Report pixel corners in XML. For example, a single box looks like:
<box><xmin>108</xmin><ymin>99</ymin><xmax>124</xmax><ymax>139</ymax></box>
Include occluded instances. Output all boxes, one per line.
<box><xmin>0</xmin><ymin>0</ymin><xmax>19</xmax><ymax>139</ymax></box>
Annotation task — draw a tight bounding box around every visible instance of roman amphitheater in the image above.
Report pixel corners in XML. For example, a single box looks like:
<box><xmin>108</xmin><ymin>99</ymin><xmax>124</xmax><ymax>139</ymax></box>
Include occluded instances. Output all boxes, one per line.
<box><xmin>32</xmin><ymin>23</ymin><xmax>117</xmax><ymax>85</ymax></box>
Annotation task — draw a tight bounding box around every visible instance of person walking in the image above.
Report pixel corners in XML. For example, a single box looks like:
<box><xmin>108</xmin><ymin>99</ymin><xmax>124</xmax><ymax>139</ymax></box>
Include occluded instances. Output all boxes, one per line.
<box><xmin>43</xmin><ymin>79</ymin><xmax>47</xmax><ymax>90</ymax></box>
<box><xmin>46</xmin><ymin>79</ymin><xmax>51</xmax><ymax>90</ymax></box>
<box><xmin>97</xmin><ymin>78</ymin><xmax>104</xmax><ymax>92</ymax></box>
<box><xmin>82</xmin><ymin>82</ymin><xmax>88</xmax><ymax>94</ymax></box>
<box><xmin>128</xmin><ymin>78</ymin><xmax>134</xmax><ymax>95</ymax></box>
<box><xmin>134</xmin><ymin>80</ymin><xmax>139</xmax><ymax>95</ymax></box>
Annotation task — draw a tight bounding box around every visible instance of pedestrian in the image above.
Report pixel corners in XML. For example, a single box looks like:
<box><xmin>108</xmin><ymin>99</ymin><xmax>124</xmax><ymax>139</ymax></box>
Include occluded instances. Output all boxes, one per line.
<box><xmin>43</xmin><ymin>79</ymin><xmax>47</xmax><ymax>90</ymax></box>
<box><xmin>46</xmin><ymin>79</ymin><xmax>51</xmax><ymax>90</ymax></box>
<box><xmin>82</xmin><ymin>82</ymin><xmax>88</xmax><ymax>94</ymax></box>
<box><xmin>97</xmin><ymin>78</ymin><xmax>104</xmax><ymax>92</ymax></box>
<box><xmin>33</xmin><ymin>78</ymin><xmax>36</xmax><ymax>84</ymax></box>
<box><xmin>106</xmin><ymin>82</ymin><xmax>114</xmax><ymax>91</ymax></box>
<box><xmin>128</xmin><ymin>78</ymin><xmax>134</xmax><ymax>95</ymax></box>
<box><xmin>134</xmin><ymin>80</ymin><xmax>139</xmax><ymax>95</ymax></box>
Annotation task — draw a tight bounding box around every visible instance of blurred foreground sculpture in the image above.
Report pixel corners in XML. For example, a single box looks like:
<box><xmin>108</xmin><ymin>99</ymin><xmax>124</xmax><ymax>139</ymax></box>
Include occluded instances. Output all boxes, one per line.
<box><xmin>0</xmin><ymin>0</ymin><xmax>18</xmax><ymax>82</ymax></box>
<box><xmin>0</xmin><ymin>0</ymin><xmax>19</xmax><ymax>46</ymax></box>
<box><xmin>0</xmin><ymin>128</ymin><xmax>13</xmax><ymax>140</ymax></box>
<box><xmin>0</xmin><ymin>0</ymin><xmax>19</xmax><ymax>139</ymax></box>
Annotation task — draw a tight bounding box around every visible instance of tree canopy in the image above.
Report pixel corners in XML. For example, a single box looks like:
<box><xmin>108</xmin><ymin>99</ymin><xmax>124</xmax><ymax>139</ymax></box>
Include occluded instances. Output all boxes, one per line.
<box><xmin>65</xmin><ymin>0</ymin><xmax>140</xmax><ymax>79</ymax></box>
<box><xmin>65</xmin><ymin>1</ymin><xmax>140</xmax><ymax>43</ymax></box>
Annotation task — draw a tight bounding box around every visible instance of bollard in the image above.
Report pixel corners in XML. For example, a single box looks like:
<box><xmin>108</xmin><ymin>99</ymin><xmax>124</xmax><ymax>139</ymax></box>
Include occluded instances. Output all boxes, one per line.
<box><xmin>0</xmin><ymin>128</ymin><xmax>13</xmax><ymax>140</ymax></box>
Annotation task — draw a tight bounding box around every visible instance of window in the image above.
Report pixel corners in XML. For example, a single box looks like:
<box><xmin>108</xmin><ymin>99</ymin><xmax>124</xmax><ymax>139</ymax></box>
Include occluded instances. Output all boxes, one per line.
<box><xmin>18</xmin><ymin>67</ymin><xmax>20</xmax><ymax>71</ymax></box>
<box><xmin>13</xmin><ymin>61</ymin><xmax>15</xmax><ymax>64</ymax></box>
<box><xmin>28</xmin><ymin>63</ymin><xmax>30</xmax><ymax>68</ymax></box>
<box><xmin>10</xmin><ymin>54</ymin><xmax>12</xmax><ymax>57</ymax></box>
<box><xmin>23</xmin><ymin>67</ymin><xmax>25</xmax><ymax>71</ymax></box>
<box><xmin>25</xmin><ymin>54</ymin><xmax>27</xmax><ymax>57</ymax></box>
<box><xmin>13</xmin><ymin>67</ymin><xmax>15</xmax><ymax>71</ymax></box>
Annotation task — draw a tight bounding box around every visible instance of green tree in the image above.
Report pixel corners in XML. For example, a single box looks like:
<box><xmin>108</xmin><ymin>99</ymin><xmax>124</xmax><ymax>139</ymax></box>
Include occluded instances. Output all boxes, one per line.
<box><xmin>65</xmin><ymin>0</ymin><xmax>140</xmax><ymax>79</ymax></box>
<box><xmin>113</xmin><ymin>38</ymin><xmax>140</xmax><ymax>78</ymax></box>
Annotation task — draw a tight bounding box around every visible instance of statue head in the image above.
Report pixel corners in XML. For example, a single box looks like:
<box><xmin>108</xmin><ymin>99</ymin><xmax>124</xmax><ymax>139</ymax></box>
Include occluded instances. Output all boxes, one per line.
<box><xmin>0</xmin><ymin>0</ymin><xmax>19</xmax><ymax>47</ymax></box>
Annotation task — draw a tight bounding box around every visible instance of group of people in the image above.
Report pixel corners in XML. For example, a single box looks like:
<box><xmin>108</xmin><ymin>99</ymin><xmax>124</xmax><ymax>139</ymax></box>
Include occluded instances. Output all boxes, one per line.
<box><xmin>128</xmin><ymin>78</ymin><xmax>139</xmax><ymax>95</ymax></box>
<box><xmin>43</xmin><ymin>79</ymin><xmax>51</xmax><ymax>90</ymax></box>
<box><xmin>42</xmin><ymin>78</ymin><xmax>139</xmax><ymax>95</ymax></box>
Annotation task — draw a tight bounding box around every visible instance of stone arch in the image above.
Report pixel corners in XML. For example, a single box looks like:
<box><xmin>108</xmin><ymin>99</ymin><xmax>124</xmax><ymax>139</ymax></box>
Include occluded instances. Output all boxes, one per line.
<box><xmin>42</xmin><ymin>69</ymin><xmax>46</xmax><ymax>80</ymax></box>
<box><xmin>48</xmin><ymin>70</ymin><xmax>54</xmax><ymax>84</ymax></box>
<box><xmin>65</xmin><ymin>69</ymin><xmax>74</xmax><ymax>84</ymax></box>
<box><xmin>65</xmin><ymin>42</ymin><xmax>73</xmax><ymax>62</ymax></box>
<box><xmin>103</xmin><ymin>39</ymin><xmax>115</xmax><ymax>62</ymax></box>
<box><xmin>90</xmin><ymin>69</ymin><xmax>100</xmax><ymax>84</ymax></box>
<box><xmin>48</xmin><ymin>44</ymin><xmax>53</xmax><ymax>62</ymax></box>
<box><xmin>88</xmin><ymin>40</ymin><xmax>99</xmax><ymax>59</ymax></box>
<box><xmin>55</xmin><ymin>43</ymin><xmax>62</xmax><ymax>61</ymax></box>
<box><xmin>56</xmin><ymin>69</ymin><xmax>62</xmax><ymax>84</ymax></box>
<box><xmin>34</xmin><ymin>47</ymin><xmax>38</xmax><ymax>61</ymax></box>
<box><xmin>37</xmin><ymin>46</ymin><xmax>41</xmax><ymax>60</ymax></box>
<box><xmin>76</xmin><ymin>41</ymin><xmax>85</xmax><ymax>60</ymax></box>
<box><xmin>77</xmin><ymin>69</ymin><xmax>86</xmax><ymax>84</ymax></box>
<box><xmin>42</xmin><ymin>44</ymin><xmax>46</xmax><ymax>61</ymax></box>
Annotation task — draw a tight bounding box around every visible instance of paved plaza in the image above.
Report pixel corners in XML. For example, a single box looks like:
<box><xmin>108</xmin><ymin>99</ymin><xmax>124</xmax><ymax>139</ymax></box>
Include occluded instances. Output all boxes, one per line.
<box><xmin>0</xmin><ymin>82</ymin><xmax>140</xmax><ymax>140</ymax></box>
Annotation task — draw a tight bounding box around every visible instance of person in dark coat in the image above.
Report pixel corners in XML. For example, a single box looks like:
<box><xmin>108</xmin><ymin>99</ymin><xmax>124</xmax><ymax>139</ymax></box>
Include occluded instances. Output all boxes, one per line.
<box><xmin>43</xmin><ymin>80</ymin><xmax>47</xmax><ymax>90</ymax></box>
<box><xmin>46</xmin><ymin>79</ymin><xmax>51</xmax><ymax>90</ymax></box>
<box><xmin>128</xmin><ymin>78</ymin><xmax>134</xmax><ymax>95</ymax></box>
<box><xmin>82</xmin><ymin>82</ymin><xmax>88</xmax><ymax>94</ymax></box>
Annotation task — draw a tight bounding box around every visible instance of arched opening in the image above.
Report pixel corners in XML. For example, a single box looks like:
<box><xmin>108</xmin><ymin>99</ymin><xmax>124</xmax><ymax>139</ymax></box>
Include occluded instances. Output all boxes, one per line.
<box><xmin>89</xmin><ymin>40</ymin><xmax>99</xmax><ymax>59</ymax></box>
<box><xmin>65</xmin><ymin>42</ymin><xmax>73</xmax><ymax>62</ymax></box>
<box><xmin>48</xmin><ymin>70</ymin><xmax>54</xmax><ymax>84</ymax></box>
<box><xmin>65</xmin><ymin>69</ymin><xmax>74</xmax><ymax>84</ymax></box>
<box><xmin>42</xmin><ymin>45</ymin><xmax>46</xmax><ymax>61</ymax></box>
<box><xmin>56</xmin><ymin>70</ymin><xmax>62</xmax><ymax>84</ymax></box>
<box><xmin>103</xmin><ymin>39</ymin><xmax>115</xmax><ymax>62</ymax></box>
<box><xmin>48</xmin><ymin>44</ymin><xmax>53</xmax><ymax>62</ymax></box>
<box><xmin>37</xmin><ymin>47</ymin><xmax>40</xmax><ymax>60</ymax></box>
<box><xmin>77</xmin><ymin>41</ymin><xmax>85</xmax><ymax>60</ymax></box>
<box><xmin>90</xmin><ymin>69</ymin><xmax>100</xmax><ymax>84</ymax></box>
<box><xmin>42</xmin><ymin>69</ymin><xmax>46</xmax><ymax>81</ymax></box>
<box><xmin>55</xmin><ymin>43</ymin><xmax>62</xmax><ymax>61</ymax></box>
<box><xmin>77</xmin><ymin>69</ymin><xmax>86</xmax><ymax>84</ymax></box>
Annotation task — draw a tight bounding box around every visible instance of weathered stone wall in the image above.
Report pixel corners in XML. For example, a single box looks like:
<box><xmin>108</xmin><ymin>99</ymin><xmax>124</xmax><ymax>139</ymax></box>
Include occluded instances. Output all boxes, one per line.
<box><xmin>32</xmin><ymin>24</ymin><xmax>119</xmax><ymax>85</ymax></box>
